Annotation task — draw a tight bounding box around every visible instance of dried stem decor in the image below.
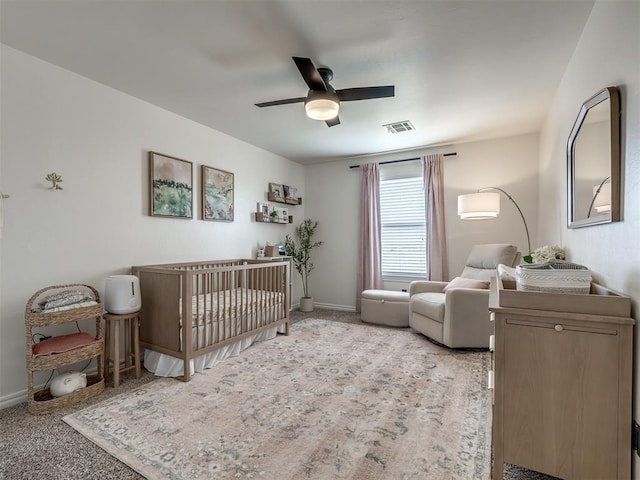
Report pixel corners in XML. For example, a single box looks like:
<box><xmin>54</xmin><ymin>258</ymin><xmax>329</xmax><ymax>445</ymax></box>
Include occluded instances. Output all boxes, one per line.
<box><xmin>45</xmin><ymin>172</ymin><xmax>63</xmax><ymax>190</ymax></box>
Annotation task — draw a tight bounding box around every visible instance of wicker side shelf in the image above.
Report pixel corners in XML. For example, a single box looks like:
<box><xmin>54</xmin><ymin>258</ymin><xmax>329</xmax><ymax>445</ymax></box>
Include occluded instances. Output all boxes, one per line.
<box><xmin>25</xmin><ymin>284</ymin><xmax>105</xmax><ymax>415</ymax></box>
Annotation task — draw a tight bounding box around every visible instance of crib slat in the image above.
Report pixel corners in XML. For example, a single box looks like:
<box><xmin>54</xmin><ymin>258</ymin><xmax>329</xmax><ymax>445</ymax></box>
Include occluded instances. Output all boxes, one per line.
<box><xmin>195</xmin><ymin>274</ymin><xmax>201</xmax><ymax>352</ymax></box>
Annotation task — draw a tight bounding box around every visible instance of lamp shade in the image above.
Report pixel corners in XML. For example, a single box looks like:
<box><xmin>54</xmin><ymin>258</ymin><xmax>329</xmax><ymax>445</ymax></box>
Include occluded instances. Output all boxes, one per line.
<box><xmin>304</xmin><ymin>92</ymin><xmax>339</xmax><ymax>120</ymax></box>
<box><xmin>458</xmin><ymin>192</ymin><xmax>500</xmax><ymax>219</ymax></box>
<box><xmin>593</xmin><ymin>182</ymin><xmax>611</xmax><ymax>213</ymax></box>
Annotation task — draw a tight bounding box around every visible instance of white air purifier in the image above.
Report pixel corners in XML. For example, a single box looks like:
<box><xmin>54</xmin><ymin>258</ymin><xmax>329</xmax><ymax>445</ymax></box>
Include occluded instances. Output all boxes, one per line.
<box><xmin>104</xmin><ymin>275</ymin><xmax>141</xmax><ymax>314</ymax></box>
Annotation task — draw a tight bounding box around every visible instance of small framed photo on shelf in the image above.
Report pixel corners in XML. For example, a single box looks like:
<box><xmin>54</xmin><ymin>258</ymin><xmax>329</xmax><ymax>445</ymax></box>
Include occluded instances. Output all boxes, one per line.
<box><xmin>149</xmin><ymin>151</ymin><xmax>193</xmax><ymax>219</ymax></box>
<box><xmin>284</xmin><ymin>185</ymin><xmax>299</xmax><ymax>204</ymax></box>
<box><xmin>201</xmin><ymin>166</ymin><xmax>234</xmax><ymax>221</ymax></box>
<box><xmin>269</xmin><ymin>182</ymin><xmax>285</xmax><ymax>202</ymax></box>
<box><xmin>257</xmin><ymin>202</ymin><xmax>269</xmax><ymax>216</ymax></box>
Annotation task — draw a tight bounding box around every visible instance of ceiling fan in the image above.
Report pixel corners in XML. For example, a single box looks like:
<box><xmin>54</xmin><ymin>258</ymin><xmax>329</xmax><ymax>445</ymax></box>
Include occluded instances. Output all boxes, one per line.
<box><xmin>255</xmin><ymin>56</ymin><xmax>395</xmax><ymax>127</ymax></box>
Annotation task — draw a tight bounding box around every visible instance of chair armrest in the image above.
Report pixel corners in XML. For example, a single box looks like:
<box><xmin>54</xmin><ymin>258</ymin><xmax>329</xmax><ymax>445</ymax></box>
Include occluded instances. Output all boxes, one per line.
<box><xmin>409</xmin><ymin>280</ymin><xmax>448</xmax><ymax>296</ymax></box>
<box><xmin>443</xmin><ymin>288</ymin><xmax>492</xmax><ymax>348</ymax></box>
<box><xmin>444</xmin><ymin>288</ymin><xmax>491</xmax><ymax>315</ymax></box>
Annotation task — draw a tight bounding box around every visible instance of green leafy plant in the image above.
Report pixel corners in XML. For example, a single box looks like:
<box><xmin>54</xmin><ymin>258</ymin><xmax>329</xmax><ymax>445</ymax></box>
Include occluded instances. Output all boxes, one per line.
<box><xmin>284</xmin><ymin>219</ymin><xmax>323</xmax><ymax>298</ymax></box>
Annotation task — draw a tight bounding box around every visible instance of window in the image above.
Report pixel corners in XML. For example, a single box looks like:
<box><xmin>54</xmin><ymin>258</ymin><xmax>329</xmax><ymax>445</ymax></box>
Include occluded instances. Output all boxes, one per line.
<box><xmin>379</xmin><ymin>176</ymin><xmax>426</xmax><ymax>278</ymax></box>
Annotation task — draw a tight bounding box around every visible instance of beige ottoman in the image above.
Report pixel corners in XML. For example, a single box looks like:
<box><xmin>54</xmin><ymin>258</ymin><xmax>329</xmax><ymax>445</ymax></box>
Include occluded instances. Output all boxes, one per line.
<box><xmin>361</xmin><ymin>289</ymin><xmax>410</xmax><ymax>327</ymax></box>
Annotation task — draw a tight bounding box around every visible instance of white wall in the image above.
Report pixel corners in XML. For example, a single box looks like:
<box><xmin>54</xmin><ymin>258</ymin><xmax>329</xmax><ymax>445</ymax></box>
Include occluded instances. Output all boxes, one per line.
<box><xmin>537</xmin><ymin>1</ymin><xmax>640</xmax><ymax>476</ymax></box>
<box><xmin>304</xmin><ymin>133</ymin><xmax>539</xmax><ymax>310</ymax></box>
<box><xmin>0</xmin><ymin>45</ymin><xmax>304</xmax><ymax>406</ymax></box>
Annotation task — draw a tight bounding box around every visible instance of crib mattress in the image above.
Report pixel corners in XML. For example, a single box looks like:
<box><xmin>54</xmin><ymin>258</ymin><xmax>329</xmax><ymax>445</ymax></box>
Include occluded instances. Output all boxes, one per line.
<box><xmin>182</xmin><ymin>288</ymin><xmax>284</xmax><ymax>326</ymax></box>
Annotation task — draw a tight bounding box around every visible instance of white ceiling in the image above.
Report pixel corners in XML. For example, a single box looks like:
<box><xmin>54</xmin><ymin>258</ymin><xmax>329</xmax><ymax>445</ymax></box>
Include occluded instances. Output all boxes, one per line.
<box><xmin>0</xmin><ymin>0</ymin><xmax>595</xmax><ymax>165</ymax></box>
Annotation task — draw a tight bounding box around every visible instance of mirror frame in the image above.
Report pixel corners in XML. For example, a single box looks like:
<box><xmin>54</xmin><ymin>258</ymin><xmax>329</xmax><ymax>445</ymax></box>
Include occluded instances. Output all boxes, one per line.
<box><xmin>567</xmin><ymin>86</ymin><xmax>620</xmax><ymax>228</ymax></box>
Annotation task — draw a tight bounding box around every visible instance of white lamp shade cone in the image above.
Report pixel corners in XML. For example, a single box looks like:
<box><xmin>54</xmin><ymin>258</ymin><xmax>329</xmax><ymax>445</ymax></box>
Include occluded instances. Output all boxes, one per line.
<box><xmin>593</xmin><ymin>182</ymin><xmax>612</xmax><ymax>213</ymax></box>
<box><xmin>304</xmin><ymin>94</ymin><xmax>339</xmax><ymax>120</ymax></box>
<box><xmin>458</xmin><ymin>192</ymin><xmax>500</xmax><ymax>219</ymax></box>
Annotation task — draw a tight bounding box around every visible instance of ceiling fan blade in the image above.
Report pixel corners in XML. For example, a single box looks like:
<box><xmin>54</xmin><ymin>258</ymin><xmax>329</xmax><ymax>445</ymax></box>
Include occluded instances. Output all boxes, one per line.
<box><xmin>325</xmin><ymin>116</ymin><xmax>340</xmax><ymax>127</ymax></box>
<box><xmin>255</xmin><ymin>97</ymin><xmax>306</xmax><ymax>108</ymax></box>
<box><xmin>292</xmin><ymin>56</ymin><xmax>327</xmax><ymax>91</ymax></box>
<box><xmin>336</xmin><ymin>86</ymin><xmax>395</xmax><ymax>102</ymax></box>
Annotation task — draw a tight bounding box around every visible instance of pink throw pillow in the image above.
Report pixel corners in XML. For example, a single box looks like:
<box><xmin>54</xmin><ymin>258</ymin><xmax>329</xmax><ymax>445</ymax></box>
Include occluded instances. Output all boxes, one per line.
<box><xmin>443</xmin><ymin>276</ymin><xmax>490</xmax><ymax>292</ymax></box>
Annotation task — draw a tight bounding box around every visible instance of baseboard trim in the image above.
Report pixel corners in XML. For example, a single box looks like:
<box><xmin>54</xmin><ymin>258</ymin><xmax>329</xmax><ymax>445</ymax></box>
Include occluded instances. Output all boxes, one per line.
<box><xmin>313</xmin><ymin>302</ymin><xmax>356</xmax><ymax>312</ymax></box>
<box><xmin>0</xmin><ymin>388</ymin><xmax>28</xmax><ymax>410</ymax></box>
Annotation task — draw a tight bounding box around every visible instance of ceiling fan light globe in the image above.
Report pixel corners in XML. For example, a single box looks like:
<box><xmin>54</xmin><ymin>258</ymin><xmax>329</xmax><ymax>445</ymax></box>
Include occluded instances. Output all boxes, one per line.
<box><xmin>305</xmin><ymin>95</ymin><xmax>339</xmax><ymax>121</ymax></box>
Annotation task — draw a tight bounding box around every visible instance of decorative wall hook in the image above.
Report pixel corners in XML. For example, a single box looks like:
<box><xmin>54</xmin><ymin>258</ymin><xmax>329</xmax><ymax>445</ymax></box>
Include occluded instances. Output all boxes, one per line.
<box><xmin>45</xmin><ymin>172</ymin><xmax>63</xmax><ymax>190</ymax></box>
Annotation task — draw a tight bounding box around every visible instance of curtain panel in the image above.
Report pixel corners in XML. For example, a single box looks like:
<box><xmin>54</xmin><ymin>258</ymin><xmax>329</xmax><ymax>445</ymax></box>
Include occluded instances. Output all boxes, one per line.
<box><xmin>423</xmin><ymin>154</ymin><xmax>448</xmax><ymax>281</ymax></box>
<box><xmin>356</xmin><ymin>162</ymin><xmax>383</xmax><ymax>311</ymax></box>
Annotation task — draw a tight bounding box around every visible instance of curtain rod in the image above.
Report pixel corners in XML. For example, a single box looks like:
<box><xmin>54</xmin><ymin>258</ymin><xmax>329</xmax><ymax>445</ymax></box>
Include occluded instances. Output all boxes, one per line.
<box><xmin>349</xmin><ymin>152</ymin><xmax>456</xmax><ymax>169</ymax></box>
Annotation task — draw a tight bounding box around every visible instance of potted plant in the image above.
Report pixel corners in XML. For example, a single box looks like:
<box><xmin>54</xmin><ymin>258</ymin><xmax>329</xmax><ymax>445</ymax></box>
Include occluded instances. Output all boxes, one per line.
<box><xmin>284</xmin><ymin>219</ymin><xmax>323</xmax><ymax>312</ymax></box>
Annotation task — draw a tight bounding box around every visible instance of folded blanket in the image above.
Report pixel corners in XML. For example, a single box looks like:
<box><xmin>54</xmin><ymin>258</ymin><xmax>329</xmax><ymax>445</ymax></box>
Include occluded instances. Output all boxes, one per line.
<box><xmin>32</xmin><ymin>332</ymin><xmax>100</xmax><ymax>356</ymax></box>
<box><xmin>38</xmin><ymin>300</ymin><xmax>98</xmax><ymax>313</ymax></box>
<box><xmin>34</xmin><ymin>289</ymin><xmax>95</xmax><ymax>312</ymax></box>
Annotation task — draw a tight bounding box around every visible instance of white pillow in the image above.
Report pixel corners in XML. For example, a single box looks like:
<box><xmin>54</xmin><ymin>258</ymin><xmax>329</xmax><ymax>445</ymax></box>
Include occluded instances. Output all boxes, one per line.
<box><xmin>497</xmin><ymin>263</ymin><xmax>517</xmax><ymax>282</ymax></box>
<box><xmin>443</xmin><ymin>276</ymin><xmax>490</xmax><ymax>292</ymax></box>
<box><xmin>466</xmin><ymin>244</ymin><xmax>518</xmax><ymax>269</ymax></box>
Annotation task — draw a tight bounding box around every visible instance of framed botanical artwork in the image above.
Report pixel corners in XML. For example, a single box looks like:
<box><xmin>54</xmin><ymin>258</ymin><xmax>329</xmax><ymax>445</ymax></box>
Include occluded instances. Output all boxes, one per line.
<box><xmin>149</xmin><ymin>151</ymin><xmax>193</xmax><ymax>218</ymax></box>
<box><xmin>201</xmin><ymin>165</ymin><xmax>234</xmax><ymax>221</ymax></box>
<box><xmin>269</xmin><ymin>182</ymin><xmax>284</xmax><ymax>202</ymax></box>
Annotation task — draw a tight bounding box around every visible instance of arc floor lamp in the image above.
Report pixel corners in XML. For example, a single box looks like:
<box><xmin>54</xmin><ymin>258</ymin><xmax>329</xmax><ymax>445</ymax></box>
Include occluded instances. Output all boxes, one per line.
<box><xmin>457</xmin><ymin>187</ymin><xmax>531</xmax><ymax>259</ymax></box>
<box><xmin>587</xmin><ymin>177</ymin><xmax>611</xmax><ymax>218</ymax></box>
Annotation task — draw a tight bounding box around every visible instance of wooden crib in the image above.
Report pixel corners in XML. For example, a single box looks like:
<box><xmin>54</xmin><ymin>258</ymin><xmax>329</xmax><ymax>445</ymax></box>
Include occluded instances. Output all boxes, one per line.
<box><xmin>131</xmin><ymin>259</ymin><xmax>289</xmax><ymax>381</ymax></box>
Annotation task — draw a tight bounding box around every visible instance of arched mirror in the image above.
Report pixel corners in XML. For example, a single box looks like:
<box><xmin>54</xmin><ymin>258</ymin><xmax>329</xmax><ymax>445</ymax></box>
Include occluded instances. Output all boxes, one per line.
<box><xmin>567</xmin><ymin>86</ymin><xmax>620</xmax><ymax>228</ymax></box>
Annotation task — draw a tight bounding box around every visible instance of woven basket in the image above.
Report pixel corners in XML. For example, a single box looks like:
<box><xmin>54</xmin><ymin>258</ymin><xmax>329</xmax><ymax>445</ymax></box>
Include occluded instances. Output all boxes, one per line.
<box><xmin>25</xmin><ymin>284</ymin><xmax>104</xmax><ymax>415</ymax></box>
<box><xmin>29</xmin><ymin>374</ymin><xmax>105</xmax><ymax>415</ymax></box>
<box><xmin>516</xmin><ymin>261</ymin><xmax>591</xmax><ymax>294</ymax></box>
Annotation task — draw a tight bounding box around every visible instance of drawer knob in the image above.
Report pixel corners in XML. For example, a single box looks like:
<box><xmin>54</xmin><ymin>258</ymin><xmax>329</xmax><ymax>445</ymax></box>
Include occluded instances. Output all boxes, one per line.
<box><xmin>555</xmin><ymin>324</ymin><xmax>563</xmax><ymax>332</ymax></box>
<box><xmin>381</xmin><ymin>299</ymin><xmax>385</xmax><ymax>303</ymax></box>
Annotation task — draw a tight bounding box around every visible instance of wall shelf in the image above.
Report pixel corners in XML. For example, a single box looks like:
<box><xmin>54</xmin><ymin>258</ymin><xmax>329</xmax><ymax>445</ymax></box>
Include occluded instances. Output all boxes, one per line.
<box><xmin>267</xmin><ymin>192</ymin><xmax>302</xmax><ymax>205</ymax></box>
<box><xmin>255</xmin><ymin>212</ymin><xmax>293</xmax><ymax>224</ymax></box>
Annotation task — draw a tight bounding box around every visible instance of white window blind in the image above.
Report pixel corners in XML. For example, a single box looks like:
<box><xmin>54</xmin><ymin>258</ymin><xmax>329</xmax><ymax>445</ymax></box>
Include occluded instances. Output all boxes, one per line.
<box><xmin>379</xmin><ymin>176</ymin><xmax>426</xmax><ymax>278</ymax></box>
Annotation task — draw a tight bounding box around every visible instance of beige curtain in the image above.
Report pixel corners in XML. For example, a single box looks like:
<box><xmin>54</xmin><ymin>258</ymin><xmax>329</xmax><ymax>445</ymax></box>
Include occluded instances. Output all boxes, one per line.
<box><xmin>356</xmin><ymin>162</ymin><xmax>383</xmax><ymax>311</ymax></box>
<box><xmin>423</xmin><ymin>154</ymin><xmax>448</xmax><ymax>281</ymax></box>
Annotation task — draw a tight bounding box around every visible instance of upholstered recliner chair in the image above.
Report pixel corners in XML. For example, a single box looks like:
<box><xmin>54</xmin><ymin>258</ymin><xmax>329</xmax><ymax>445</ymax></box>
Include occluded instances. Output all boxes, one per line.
<box><xmin>409</xmin><ymin>244</ymin><xmax>520</xmax><ymax>348</ymax></box>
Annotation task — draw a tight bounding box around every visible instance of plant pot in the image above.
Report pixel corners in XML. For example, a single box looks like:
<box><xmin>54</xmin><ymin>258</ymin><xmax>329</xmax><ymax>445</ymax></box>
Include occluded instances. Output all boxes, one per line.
<box><xmin>299</xmin><ymin>297</ymin><xmax>314</xmax><ymax>312</ymax></box>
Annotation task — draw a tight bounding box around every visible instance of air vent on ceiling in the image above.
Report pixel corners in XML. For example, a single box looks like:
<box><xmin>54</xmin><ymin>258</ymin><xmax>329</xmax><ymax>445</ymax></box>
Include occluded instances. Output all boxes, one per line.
<box><xmin>383</xmin><ymin>120</ymin><xmax>415</xmax><ymax>134</ymax></box>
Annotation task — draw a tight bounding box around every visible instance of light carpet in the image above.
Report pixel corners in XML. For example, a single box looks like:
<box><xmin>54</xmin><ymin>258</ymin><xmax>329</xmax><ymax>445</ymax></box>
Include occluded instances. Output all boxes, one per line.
<box><xmin>63</xmin><ymin>318</ymin><xmax>491</xmax><ymax>479</ymax></box>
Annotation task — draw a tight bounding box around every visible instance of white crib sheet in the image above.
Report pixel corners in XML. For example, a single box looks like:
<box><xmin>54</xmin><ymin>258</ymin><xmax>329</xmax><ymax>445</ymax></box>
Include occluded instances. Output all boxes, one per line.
<box><xmin>183</xmin><ymin>288</ymin><xmax>284</xmax><ymax>326</ymax></box>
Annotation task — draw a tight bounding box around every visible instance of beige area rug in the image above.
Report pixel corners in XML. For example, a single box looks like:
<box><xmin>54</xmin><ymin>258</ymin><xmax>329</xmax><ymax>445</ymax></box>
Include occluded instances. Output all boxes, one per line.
<box><xmin>63</xmin><ymin>318</ymin><xmax>492</xmax><ymax>479</ymax></box>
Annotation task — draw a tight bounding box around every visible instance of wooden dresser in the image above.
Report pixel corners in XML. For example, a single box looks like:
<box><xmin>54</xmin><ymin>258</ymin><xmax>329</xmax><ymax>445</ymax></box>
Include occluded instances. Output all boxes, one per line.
<box><xmin>489</xmin><ymin>278</ymin><xmax>634</xmax><ymax>480</ymax></box>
